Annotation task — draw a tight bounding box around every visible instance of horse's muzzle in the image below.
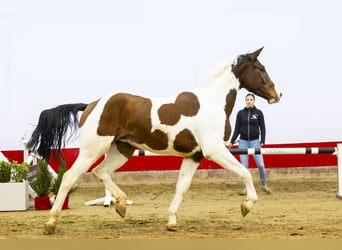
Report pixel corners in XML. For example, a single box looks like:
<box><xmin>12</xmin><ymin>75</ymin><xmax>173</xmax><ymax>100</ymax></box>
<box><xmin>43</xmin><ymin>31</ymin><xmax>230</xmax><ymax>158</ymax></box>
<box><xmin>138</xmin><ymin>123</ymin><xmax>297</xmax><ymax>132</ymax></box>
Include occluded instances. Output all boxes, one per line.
<box><xmin>268</xmin><ymin>92</ymin><xmax>282</xmax><ymax>104</ymax></box>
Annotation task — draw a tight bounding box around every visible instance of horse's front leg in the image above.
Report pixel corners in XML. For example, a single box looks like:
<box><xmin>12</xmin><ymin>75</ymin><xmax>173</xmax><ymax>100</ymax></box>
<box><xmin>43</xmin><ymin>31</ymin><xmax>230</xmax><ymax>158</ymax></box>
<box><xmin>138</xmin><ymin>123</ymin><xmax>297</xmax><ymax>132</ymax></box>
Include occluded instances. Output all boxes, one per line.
<box><xmin>167</xmin><ymin>158</ymin><xmax>199</xmax><ymax>231</ymax></box>
<box><xmin>206</xmin><ymin>145</ymin><xmax>258</xmax><ymax>216</ymax></box>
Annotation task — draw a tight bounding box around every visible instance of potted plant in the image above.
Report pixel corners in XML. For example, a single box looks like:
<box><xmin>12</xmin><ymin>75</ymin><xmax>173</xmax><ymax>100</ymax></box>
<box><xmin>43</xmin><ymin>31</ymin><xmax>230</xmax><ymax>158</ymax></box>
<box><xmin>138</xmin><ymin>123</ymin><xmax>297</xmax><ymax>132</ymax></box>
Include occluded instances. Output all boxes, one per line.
<box><xmin>31</xmin><ymin>159</ymin><xmax>52</xmax><ymax>210</ymax></box>
<box><xmin>0</xmin><ymin>160</ymin><xmax>30</xmax><ymax>211</ymax></box>
<box><xmin>51</xmin><ymin>156</ymin><xmax>70</xmax><ymax>209</ymax></box>
<box><xmin>11</xmin><ymin>161</ymin><xmax>29</xmax><ymax>182</ymax></box>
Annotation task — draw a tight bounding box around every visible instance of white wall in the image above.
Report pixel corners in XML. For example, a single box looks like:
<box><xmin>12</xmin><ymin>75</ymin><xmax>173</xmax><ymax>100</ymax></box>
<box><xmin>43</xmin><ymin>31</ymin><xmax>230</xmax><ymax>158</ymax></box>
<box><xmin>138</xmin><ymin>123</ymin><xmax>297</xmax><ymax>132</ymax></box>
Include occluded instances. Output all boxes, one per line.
<box><xmin>0</xmin><ymin>0</ymin><xmax>341</xmax><ymax>149</ymax></box>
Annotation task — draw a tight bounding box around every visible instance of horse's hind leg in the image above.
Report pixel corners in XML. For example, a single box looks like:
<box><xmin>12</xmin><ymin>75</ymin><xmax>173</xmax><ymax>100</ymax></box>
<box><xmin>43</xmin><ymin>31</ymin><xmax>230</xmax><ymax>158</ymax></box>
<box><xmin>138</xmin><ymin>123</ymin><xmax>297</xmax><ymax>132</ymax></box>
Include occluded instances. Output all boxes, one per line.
<box><xmin>167</xmin><ymin>158</ymin><xmax>199</xmax><ymax>231</ymax></box>
<box><xmin>45</xmin><ymin>147</ymin><xmax>109</xmax><ymax>234</ymax></box>
<box><xmin>91</xmin><ymin>141</ymin><xmax>135</xmax><ymax>218</ymax></box>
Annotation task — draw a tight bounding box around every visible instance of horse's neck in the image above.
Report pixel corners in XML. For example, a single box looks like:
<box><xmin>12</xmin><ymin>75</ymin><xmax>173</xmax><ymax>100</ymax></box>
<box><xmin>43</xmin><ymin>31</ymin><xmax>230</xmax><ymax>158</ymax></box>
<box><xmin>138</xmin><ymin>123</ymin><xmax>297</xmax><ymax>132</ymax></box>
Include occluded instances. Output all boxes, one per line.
<box><xmin>200</xmin><ymin>70</ymin><xmax>240</xmax><ymax>103</ymax></box>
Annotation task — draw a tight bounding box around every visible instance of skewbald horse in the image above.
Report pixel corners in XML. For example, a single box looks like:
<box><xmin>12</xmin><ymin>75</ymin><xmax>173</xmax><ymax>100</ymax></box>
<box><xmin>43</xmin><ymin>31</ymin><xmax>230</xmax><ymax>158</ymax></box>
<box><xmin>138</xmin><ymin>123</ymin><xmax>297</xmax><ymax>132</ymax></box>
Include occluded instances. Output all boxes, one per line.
<box><xmin>27</xmin><ymin>47</ymin><xmax>281</xmax><ymax>234</ymax></box>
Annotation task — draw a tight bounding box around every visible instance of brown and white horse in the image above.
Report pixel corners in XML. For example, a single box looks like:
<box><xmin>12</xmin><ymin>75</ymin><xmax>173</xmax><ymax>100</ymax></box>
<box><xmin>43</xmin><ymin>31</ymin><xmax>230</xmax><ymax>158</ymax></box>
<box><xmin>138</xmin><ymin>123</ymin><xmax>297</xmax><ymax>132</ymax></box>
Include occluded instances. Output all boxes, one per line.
<box><xmin>27</xmin><ymin>47</ymin><xmax>281</xmax><ymax>234</ymax></box>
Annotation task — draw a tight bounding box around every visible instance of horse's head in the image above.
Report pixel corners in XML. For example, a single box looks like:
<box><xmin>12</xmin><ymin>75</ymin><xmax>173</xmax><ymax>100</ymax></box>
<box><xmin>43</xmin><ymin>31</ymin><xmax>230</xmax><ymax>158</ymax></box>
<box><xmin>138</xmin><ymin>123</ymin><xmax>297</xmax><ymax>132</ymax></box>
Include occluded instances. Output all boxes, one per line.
<box><xmin>232</xmin><ymin>47</ymin><xmax>282</xmax><ymax>104</ymax></box>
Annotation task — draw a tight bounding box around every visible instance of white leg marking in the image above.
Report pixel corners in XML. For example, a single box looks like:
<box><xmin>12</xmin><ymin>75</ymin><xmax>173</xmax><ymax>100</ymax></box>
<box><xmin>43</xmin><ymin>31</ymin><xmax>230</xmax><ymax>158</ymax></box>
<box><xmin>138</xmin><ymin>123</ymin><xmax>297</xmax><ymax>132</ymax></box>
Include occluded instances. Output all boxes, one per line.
<box><xmin>45</xmin><ymin>150</ymin><xmax>105</xmax><ymax>234</ymax></box>
<box><xmin>92</xmin><ymin>143</ymin><xmax>132</xmax><ymax>218</ymax></box>
<box><xmin>167</xmin><ymin>158</ymin><xmax>199</xmax><ymax>231</ymax></box>
<box><xmin>206</xmin><ymin>145</ymin><xmax>258</xmax><ymax>216</ymax></box>
<box><xmin>45</xmin><ymin>132</ymin><xmax>114</xmax><ymax>234</ymax></box>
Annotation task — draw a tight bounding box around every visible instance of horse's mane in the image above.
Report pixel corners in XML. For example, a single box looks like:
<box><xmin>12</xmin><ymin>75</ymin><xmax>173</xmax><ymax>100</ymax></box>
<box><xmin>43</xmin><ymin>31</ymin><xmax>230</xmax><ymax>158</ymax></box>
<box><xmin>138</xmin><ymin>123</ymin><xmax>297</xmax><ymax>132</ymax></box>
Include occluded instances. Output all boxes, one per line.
<box><xmin>202</xmin><ymin>57</ymin><xmax>237</xmax><ymax>86</ymax></box>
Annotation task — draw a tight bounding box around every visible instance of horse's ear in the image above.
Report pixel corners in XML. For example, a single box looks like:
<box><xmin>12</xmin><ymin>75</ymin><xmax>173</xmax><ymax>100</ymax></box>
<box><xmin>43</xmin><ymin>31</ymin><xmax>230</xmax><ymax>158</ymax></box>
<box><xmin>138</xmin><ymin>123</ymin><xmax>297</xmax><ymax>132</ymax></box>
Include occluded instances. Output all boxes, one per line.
<box><xmin>249</xmin><ymin>47</ymin><xmax>264</xmax><ymax>60</ymax></box>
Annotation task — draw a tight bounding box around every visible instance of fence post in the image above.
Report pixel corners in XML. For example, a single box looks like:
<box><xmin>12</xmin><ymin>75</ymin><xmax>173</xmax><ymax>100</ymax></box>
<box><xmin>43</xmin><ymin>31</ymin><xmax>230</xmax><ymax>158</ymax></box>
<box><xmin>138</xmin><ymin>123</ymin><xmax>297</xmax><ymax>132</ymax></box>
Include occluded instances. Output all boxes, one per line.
<box><xmin>336</xmin><ymin>144</ymin><xmax>342</xmax><ymax>199</ymax></box>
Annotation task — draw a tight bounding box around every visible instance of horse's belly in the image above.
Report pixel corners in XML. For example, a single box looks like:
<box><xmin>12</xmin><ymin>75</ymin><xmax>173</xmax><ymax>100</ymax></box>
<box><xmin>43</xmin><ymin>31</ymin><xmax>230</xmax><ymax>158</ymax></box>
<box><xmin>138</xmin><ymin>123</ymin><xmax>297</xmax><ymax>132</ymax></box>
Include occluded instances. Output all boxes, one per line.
<box><xmin>119</xmin><ymin>138</ymin><xmax>198</xmax><ymax>157</ymax></box>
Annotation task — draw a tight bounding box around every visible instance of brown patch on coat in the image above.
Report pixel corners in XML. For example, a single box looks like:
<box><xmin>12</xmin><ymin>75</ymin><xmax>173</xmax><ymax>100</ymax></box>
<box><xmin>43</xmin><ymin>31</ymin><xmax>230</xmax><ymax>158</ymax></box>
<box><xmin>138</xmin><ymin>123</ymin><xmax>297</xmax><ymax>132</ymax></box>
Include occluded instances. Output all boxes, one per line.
<box><xmin>115</xmin><ymin>140</ymin><xmax>136</xmax><ymax>159</ymax></box>
<box><xmin>191</xmin><ymin>151</ymin><xmax>204</xmax><ymax>163</ymax></box>
<box><xmin>79</xmin><ymin>100</ymin><xmax>99</xmax><ymax>127</ymax></box>
<box><xmin>97</xmin><ymin>93</ymin><xmax>169</xmax><ymax>151</ymax></box>
<box><xmin>224</xmin><ymin>89</ymin><xmax>237</xmax><ymax>141</ymax></box>
<box><xmin>173</xmin><ymin>129</ymin><xmax>198</xmax><ymax>153</ymax></box>
<box><xmin>158</xmin><ymin>92</ymin><xmax>200</xmax><ymax>125</ymax></box>
<box><xmin>231</xmin><ymin>54</ymin><xmax>249</xmax><ymax>81</ymax></box>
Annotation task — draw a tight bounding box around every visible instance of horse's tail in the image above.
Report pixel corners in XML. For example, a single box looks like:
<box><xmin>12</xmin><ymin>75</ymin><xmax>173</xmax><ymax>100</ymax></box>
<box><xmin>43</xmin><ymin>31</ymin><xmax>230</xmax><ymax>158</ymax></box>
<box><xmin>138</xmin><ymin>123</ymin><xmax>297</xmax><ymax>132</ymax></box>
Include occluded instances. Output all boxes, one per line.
<box><xmin>27</xmin><ymin>103</ymin><xmax>88</xmax><ymax>161</ymax></box>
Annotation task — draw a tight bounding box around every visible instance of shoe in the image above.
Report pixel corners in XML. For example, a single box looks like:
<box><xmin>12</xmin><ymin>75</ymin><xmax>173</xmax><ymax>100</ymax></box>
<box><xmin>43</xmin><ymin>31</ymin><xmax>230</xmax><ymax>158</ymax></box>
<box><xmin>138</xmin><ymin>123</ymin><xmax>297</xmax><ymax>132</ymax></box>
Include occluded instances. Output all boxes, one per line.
<box><xmin>261</xmin><ymin>185</ymin><xmax>272</xmax><ymax>195</ymax></box>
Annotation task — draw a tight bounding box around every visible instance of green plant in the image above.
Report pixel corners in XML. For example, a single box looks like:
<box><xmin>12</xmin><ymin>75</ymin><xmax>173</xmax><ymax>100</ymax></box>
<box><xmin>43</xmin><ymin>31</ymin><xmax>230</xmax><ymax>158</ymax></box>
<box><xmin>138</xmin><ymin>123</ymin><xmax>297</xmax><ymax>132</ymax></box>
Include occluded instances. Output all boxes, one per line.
<box><xmin>11</xmin><ymin>161</ymin><xmax>29</xmax><ymax>182</ymax></box>
<box><xmin>51</xmin><ymin>156</ymin><xmax>68</xmax><ymax>195</ymax></box>
<box><xmin>32</xmin><ymin>159</ymin><xmax>52</xmax><ymax>197</ymax></box>
<box><xmin>0</xmin><ymin>161</ymin><xmax>11</xmax><ymax>183</ymax></box>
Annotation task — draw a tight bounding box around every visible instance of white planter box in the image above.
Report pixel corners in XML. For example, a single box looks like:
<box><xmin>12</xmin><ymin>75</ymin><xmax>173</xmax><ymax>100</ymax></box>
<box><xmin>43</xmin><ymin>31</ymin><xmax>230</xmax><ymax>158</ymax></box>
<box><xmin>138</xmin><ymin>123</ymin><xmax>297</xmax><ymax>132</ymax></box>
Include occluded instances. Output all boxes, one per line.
<box><xmin>0</xmin><ymin>181</ymin><xmax>29</xmax><ymax>211</ymax></box>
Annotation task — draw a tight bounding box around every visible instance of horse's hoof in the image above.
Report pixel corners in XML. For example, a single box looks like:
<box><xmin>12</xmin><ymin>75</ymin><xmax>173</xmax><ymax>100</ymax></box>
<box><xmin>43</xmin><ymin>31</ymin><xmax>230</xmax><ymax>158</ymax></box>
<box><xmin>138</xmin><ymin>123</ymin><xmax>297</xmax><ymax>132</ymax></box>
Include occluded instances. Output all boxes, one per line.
<box><xmin>240</xmin><ymin>202</ymin><xmax>251</xmax><ymax>217</ymax></box>
<box><xmin>115</xmin><ymin>203</ymin><xmax>126</xmax><ymax>218</ymax></box>
<box><xmin>166</xmin><ymin>224</ymin><xmax>177</xmax><ymax>231</ymax></box>
<box><xmin>44</xmin><ymin>222</ymin><xmax>56</xmax><ymax>234</ymax></box>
